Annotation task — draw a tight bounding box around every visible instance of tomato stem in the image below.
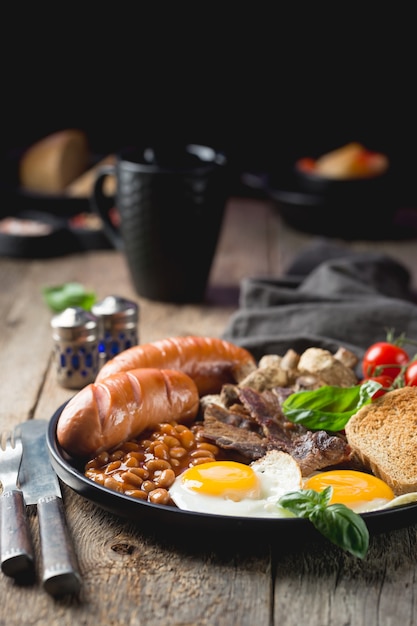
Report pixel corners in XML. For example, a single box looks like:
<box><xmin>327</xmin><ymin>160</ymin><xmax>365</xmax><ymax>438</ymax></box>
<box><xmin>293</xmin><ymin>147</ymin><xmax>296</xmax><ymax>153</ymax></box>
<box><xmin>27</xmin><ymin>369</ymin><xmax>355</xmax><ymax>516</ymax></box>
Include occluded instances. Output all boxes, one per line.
<box><xmin>386</xmin><ymin>328</ymin><xmax>417</xmax><ymax>348</ymax></box>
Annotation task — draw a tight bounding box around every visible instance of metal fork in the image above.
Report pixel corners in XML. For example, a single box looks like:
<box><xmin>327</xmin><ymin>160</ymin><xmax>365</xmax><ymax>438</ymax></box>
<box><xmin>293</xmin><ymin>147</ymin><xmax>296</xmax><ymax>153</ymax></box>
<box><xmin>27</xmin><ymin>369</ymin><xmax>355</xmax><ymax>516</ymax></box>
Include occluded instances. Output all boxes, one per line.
<box><xmin>0</xmin><ymin>429</ymin><xmax>34</xmax><ymax>577</ymax></box>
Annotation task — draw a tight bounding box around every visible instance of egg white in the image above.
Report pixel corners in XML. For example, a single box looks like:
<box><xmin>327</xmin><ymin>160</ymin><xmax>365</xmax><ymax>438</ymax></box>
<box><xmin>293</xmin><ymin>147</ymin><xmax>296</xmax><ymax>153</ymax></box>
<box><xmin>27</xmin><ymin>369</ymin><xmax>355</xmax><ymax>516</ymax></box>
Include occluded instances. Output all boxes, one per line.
<box><xmin>344</xmin><ymin>492</ymin><xmax>417</xmax><ymax>514</ymax></box>
<box><xmin>169</xmin><ymin>450</ymin><xmax>302</xmax><ymax>518</ymax></box>
<box><xmin>378</xmin><ymin>493</ymin><xmax>417</xmax><ymax>510</ymax></box>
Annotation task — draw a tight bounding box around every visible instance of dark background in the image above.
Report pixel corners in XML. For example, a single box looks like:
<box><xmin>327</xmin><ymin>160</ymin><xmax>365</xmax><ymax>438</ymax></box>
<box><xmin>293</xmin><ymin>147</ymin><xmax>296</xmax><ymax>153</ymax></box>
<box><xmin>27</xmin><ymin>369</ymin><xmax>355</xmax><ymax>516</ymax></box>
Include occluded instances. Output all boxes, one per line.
<box><xmin>2</xmin><ymin>9</ymin><xmax>416</xmax><ymax>191</ymax></box>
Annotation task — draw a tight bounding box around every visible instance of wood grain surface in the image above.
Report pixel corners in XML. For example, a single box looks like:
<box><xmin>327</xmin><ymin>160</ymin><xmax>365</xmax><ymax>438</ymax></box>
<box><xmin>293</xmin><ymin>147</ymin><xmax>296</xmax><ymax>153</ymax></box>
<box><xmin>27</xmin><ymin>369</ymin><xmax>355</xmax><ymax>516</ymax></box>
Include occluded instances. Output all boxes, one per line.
<box><xmin>1</xmin><ymin>197</ymin><xmax>417</xmax><ymax>625</ymax></box>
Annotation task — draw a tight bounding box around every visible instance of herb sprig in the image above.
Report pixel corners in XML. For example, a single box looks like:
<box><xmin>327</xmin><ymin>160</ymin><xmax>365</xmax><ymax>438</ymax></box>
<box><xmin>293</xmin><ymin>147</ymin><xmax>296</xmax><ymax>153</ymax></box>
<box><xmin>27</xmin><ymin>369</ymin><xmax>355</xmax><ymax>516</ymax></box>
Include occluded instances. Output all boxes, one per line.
<box><xmin>279</xmin><ymin>487</ymin><xmax>369</xmax><ymax>559</ymax></box>
<box><xmin>282</xmin><ymin>380</ymin><xmax>381</xmax><ymax>431</ymax></box>
<box><xmin>43</xmin><ymin>282</ymin><xmax>96</xmax><ymax>313</ymax></box>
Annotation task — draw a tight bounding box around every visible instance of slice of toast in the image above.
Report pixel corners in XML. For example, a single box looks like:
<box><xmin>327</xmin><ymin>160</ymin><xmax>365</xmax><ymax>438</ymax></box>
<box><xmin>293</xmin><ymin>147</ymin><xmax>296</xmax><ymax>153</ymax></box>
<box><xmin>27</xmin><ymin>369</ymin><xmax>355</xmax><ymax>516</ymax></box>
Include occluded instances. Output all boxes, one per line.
<box><xmin>345</xmin><ymin>386</ymin><xmax>417</xmax><ymax>495</ymax></box>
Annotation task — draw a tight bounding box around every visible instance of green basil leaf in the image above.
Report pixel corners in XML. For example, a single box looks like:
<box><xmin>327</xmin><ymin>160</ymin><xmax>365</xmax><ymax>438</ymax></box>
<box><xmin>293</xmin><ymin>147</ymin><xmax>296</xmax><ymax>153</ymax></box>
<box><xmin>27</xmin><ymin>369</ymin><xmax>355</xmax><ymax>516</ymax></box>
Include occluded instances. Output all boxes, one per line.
<box><xmin>309</xmin><ymin>503</ymin><xmax>369</xmax><ymax>559</ymax></box>
<box><xmin>278</xmin><ymin>488</ymin><xmax>369</xmax><ymax>559</ymax></box>
<box><xmin>43</xmin><ymin>282</ymin><xmax>96</xmax><ymax>312</ymax></box>
<box><xmin>279</xmin><ymin>487</ymin><xmax>332</xmax><ymax>517</ymax></box>
<box><xmin>282</xmin><ymin>380</ymin><xmax>380</xmax><ymax>431</ymax></box>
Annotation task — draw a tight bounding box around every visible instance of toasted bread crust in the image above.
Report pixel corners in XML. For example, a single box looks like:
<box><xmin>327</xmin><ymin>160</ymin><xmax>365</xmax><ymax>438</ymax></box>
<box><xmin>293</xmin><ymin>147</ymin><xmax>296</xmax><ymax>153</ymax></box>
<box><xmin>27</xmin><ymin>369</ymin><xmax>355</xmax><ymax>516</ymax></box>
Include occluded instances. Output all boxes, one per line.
<box><xmin>345</xmin><ymin>386</ymin><xmax>417</xmax><ymax>495</ymax></box>
<box><xmin>19</xmin><ymin>129</ymin><xmax>90</xmax><ymax>193</ymax></box>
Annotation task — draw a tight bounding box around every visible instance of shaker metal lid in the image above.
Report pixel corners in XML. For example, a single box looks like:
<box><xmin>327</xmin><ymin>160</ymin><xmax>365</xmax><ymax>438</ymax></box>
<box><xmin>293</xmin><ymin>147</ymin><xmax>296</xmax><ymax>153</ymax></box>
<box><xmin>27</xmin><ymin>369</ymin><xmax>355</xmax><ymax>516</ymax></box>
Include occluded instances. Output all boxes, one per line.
<box><xmin>50</xmin><ymin>306</ymin><xmax>98</xmax><ymax>342</ymax></box>
<box><xmin>91</xmin><ymin>295</ymin><xmax>138</xmax><ymax>328</ymax></box>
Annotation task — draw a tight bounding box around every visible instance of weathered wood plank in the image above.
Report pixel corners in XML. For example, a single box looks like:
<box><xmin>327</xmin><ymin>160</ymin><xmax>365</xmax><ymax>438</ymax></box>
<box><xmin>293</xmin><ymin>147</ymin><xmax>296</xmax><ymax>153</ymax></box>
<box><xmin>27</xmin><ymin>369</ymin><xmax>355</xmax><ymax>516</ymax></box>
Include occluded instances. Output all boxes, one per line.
<box><xmin>2</xmin><ymin>196</ymin><xmax>417</xmax><ymax>626</ymax></box>
<box><xmin>273</xmin><ymin>526</ymin><xmax>417</xmax><ymax>626</ymax></box>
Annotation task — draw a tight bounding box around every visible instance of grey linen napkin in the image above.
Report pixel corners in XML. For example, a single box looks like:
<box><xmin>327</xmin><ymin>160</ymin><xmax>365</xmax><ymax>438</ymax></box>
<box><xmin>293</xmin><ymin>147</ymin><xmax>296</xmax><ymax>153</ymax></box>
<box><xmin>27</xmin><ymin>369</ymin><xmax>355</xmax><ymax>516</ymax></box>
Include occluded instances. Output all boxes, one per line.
<box><xmin>222</xmin><ymin>240</ymin><xmax>417</xmax><ymax>365</ymax></box>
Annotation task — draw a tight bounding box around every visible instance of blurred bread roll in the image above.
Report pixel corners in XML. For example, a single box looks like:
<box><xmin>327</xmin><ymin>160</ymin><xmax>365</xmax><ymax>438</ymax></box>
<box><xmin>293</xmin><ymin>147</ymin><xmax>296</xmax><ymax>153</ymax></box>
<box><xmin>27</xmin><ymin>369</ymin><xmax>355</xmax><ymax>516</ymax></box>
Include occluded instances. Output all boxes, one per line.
<box><xmin>314</xmin><ymin>142</ymin><xmax>389</xmax><ymax>179</ymax></box>
<box><xmin>65</xmin><ymin>154</ymin><xmax>117</xmax><ymax>198</ymax></box>
<box><xmin>19</xmin><ymin>129</ymin><xmax>90</xmax><ymax>194</ymax></box>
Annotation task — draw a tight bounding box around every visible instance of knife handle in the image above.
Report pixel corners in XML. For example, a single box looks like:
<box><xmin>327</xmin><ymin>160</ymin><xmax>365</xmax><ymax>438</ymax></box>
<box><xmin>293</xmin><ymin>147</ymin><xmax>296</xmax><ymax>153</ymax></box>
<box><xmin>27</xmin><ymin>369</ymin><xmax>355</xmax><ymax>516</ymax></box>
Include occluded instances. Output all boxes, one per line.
<box><xmin>0</xmin><ymin>489</ymin><xmax>34</xmax><ymax>577</ymax></box>
<box><xmin>37</xmin><ymin>494</ymin><xmax>81</xmax><ymax>596</ymax></box>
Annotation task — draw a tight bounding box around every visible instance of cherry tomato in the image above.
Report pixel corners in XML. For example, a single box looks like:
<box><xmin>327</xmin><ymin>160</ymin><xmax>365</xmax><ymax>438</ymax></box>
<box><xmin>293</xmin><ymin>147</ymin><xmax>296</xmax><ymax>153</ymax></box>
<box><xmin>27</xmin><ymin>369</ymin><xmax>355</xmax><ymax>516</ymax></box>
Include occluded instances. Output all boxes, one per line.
<box><xmin>361</xmin><ymin>374</ymin><xmax>394</xmax><ymax>398</ymax></box>
<box><xmin>362</xmin><ymin>341</ymin><xmax>409</xmax><ymax>379</ymax></box>
<box><xmin>405</xmin><ymin>360</ymin><xmax>417</xmax><ymax>384</ymax></box>
<box><xmin>407</xmin><ymin>375</ymin><xmax>417</xmax><ymax>386</ymax></box>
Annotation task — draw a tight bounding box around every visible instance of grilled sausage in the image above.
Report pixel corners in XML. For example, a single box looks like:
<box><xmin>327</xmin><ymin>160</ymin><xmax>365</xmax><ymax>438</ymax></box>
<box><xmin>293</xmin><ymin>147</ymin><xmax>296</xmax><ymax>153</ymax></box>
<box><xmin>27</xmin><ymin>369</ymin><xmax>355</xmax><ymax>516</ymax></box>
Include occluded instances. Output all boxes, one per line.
<box><xmin>95</xmin><ymin>336</ymin><xmax>256</xmax><ymax>395</ymax></box>
<box><xmin>56</xmin><ymin>368</ymin><xmax>199</xmax><ymax>457</ymax></box>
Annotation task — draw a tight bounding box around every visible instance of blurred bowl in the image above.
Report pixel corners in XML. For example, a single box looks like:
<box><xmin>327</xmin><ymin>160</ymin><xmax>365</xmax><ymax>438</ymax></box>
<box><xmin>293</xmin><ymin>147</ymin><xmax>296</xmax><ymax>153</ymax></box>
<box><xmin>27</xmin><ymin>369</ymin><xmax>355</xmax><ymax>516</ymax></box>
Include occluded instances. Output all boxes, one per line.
<box><xmin>294</xmin><ymin>160</ymin><xmax>391</xmax><ymax>200</ymax></box>
<box><xmin>270</xmin><ymin>176</ymin><xmax>398</xmax><ymax>240</ymax></box>
<box><xmin>0</xmin><ymin>208</ymin><xmax>112</xmax><ymax>258</ymax></box>
<box><xmin>0</xmin><ymin>146</ymin><xmax>115</xmax><ymax>254</ymax></box>
<box><xmin>284</xmin><ymin>146</ymin><xmax>395</xmax><ymax>238</ymax></box>
<box><xmin>241</xmin><ymin>167</ymin><xmax>402</xmax><ymax>241</ymax></box>
<box><xmin>0</xmin><ymin>211</ymin><xmax>71</xmax><ymax>258</ymax></box>
<box><xmin>294</xmin><ymin>143</ymin><xmax>391</xmax><ymax>200</ymax></box>
<box><xmin>294</xmin><ymin>159</ymin><xmax>393</xmax><ymax>212</ymax></box>
<box><xmin>0</xmin><ymin>147</ymin><xmax>91</xmax><ymax>217</ymax></box>
<box><xmin>0</xmin><ymin>182</ymin><xmax>92</xmax><ymax>217</ymax></box>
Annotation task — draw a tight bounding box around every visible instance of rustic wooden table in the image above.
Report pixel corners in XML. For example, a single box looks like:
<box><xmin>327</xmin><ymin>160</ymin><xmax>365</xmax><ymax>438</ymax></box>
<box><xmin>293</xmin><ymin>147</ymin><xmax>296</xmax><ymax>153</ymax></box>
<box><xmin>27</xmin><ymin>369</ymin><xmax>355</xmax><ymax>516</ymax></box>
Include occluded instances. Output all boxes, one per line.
<box><xmin>2</xmin><ymin>196</ymin><xmax>417</xmax><ymax>626</ymax></box>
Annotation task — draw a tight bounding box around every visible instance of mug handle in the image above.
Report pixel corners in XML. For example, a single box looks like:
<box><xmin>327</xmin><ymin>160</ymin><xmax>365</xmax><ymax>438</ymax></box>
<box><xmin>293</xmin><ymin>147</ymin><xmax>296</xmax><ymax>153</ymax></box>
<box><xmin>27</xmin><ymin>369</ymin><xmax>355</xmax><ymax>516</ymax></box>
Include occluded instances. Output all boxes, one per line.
<box><xmin>91</xmin><ymin>165</ymin><xmax>123</xmax><ymax>250</ymax></box>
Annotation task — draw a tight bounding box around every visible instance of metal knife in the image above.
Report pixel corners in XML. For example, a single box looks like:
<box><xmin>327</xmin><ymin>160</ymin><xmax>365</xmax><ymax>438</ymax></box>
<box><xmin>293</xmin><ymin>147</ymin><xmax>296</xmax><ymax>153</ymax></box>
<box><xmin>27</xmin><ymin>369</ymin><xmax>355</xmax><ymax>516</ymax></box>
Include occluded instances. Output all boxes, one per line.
<box><xmin>19</xmin><ymin>420</ymin><xmax>81</xmax><ymax>596</ymax></box>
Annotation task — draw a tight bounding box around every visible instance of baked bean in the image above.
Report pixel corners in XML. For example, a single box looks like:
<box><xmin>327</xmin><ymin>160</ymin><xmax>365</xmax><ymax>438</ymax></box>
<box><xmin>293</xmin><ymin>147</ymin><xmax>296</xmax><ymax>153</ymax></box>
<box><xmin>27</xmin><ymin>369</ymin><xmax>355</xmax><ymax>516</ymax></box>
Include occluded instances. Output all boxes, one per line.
<box><xmin>126</xmin><ymin>451</ymin><xmax>146</xmax><ymax>462</ymax></box>
<box><xmin>141</xmin><ymin>480</ymin><xmax>157</xmax><ymax>493</ymax></box>
<box><xmin>103</xmin><ymin>476</ymin><xmax>124</xmax><ymax>492</ymax></box>
<box><xmin>190</xmin><ymin>449</ymin><xmax>215</xmax><ymax>459</ymax></box>
<box><xmin>128</xmin><ymin>467</ymin><xmax>149</xmax><ymax>480</ymax></box>
<box><xmin>109</xmin><ymin>450</ymin><xmax>125</xmax><ymax>461</ymax></box>
<box><xmin>196</xmin><ymin>442</ymin><xmax>219</xmax><ymax>455</ymax></box>
<box><xmin>159</xmin><ymin>423</ymin><xmax>177</xmax><ymax>436</ymax></box>
<box><xmin>155</xmin><ymin>468</ymin><xmax>176</xmax><ymax>488</ymax></box>
<box><xmin>105</xmin><ymin>460</ymin><xmax>122</xmax><ymax>473</ymax></box>
<box><xmin>162</xmin><ymin>435</ymin><xmax>180</xmax><ymax>448</ymax></box>
<box><xmin>85</xmin><ymin>459</ymin><xmax>99</xmax><ymax>471</ymax></box>
<box><xmin>148</xmin><ymin>488</ymin><xmax>171</xmax><ymax>505</ymax></box>
<box><xmin>169</xmin><ymin>446</ymin><xmax>187</xmax><ymax>459</ymax></box>
<box><xmin>146</xmin><ymin>459</ymin><xmax>171</xmax><ymax>472</ymax></box>
<box><xmin>125</xmin><ymin>489</ymin><xmax>148</xmax><ymax>500</ymax></box>
<box><xmin>85</xmin><ymin>471</ymin><xmax>104</xmax><ymax>485</ymax></box>
<box><xmin>191</xmin><ymin>456</ymin><xmax>218</xmax><ymax>466</ymax></box>
<box><xmin>121</xmin><ymin>441</ymin><xmax>140</xmax><ymax>452</ymax></box>
<box><xmin>124</xmin><ymin>456</ymin><xmax>139</xmax><ymax>468</ymax></box>
<box><xmin>83</xmin><ymin>419</ymin><xmax>223</xmax><ymax>505</ymax></box>
<box><xmin>152</xmin><ymin>443</ymin><xmax>170</xmax><ymax>460</ymax></box>
<box><xmin>178</xmin><ymin>429</ymin><xmax>196</xmax><ymax>449</ymax></box>
<box><xmin>85</xmin><ymin>452</ymin><xmax>109</xmax><ymax>470</ymax></box>
<box><xmin>121</xmin><ymin>471</ymin><xmax>144</xmax><ymax>488</ymax></box>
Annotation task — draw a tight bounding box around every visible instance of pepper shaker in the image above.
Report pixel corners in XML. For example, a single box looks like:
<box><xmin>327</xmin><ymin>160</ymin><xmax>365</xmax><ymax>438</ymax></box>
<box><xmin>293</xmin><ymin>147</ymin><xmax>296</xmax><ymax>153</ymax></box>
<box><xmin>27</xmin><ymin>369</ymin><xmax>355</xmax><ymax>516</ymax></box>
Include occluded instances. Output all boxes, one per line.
<box><xmin>50</xmin><ymin>307</ymin><xmax>99</xmax><ymax>389</ymax></box>
<box><xmin>91</xmin><ymin>296</ymin><xmax>139</xmax><ymax>367</ymax></box>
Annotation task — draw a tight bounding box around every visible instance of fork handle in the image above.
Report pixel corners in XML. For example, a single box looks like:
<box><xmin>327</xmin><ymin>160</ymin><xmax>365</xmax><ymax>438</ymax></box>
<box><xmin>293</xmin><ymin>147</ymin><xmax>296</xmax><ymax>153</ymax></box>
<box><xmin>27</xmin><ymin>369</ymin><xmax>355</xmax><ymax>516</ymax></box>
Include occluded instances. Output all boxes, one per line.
<box><xmin>38</xmin><ymin>495</ymin><xmax>81</xmax><ymax>596</ymax></box>
<box><xmin>0</xmin><ymin>490</ymin><xmax>34</xmax><ymax>577</ymax></box>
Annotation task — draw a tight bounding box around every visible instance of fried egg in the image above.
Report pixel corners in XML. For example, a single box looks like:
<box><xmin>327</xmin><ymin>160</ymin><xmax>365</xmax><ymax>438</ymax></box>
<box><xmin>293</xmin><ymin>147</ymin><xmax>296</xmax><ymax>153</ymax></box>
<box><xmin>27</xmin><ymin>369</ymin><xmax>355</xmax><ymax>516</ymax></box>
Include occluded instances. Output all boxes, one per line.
<box><xmin>169</xmin><ymin>450</ymin><xmax>302</xmax><ymax>518</ymax></box>
<box><xmin>169</xmin><ymin>453</ymin><xmax>417</xmax><ymax>518</ymax></box>
<box><xmin>304</xmin><ymin>469</ymin><xmax>417</xmax><ymax>513</ymax></box>
<box><xmin>304</xmin><ymin>469</ymin><xmax>396</xmax><ymax>513</ymax></box>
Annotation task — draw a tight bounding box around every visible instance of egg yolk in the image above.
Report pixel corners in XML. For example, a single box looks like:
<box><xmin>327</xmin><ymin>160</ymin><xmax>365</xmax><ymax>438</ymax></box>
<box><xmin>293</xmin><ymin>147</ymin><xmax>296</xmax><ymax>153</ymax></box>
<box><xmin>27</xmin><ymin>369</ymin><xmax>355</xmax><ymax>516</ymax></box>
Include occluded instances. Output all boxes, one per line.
<box><xmin>180</xmin><ymin>461</ymin><xmax>261</xmax><ymax>501</ymax></box>
<box><xmin>304</xmin><ymin>469</ymin><xmax>395</xmax><ymax>508</ymax></box>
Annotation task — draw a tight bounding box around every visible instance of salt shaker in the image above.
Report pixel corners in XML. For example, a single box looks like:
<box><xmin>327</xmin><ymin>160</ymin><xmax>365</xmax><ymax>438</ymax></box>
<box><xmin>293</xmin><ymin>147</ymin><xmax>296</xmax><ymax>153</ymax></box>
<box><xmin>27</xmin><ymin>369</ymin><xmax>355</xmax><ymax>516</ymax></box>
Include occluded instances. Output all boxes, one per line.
<box><xmin>91</xmin><ymin>296</ymin><xmax>139</xmax><ymax>367</ymax></box>
<box><xmin>50</xmin><ymin>307</ymin><xmax>99</xmax><ymax>389</ymax></box>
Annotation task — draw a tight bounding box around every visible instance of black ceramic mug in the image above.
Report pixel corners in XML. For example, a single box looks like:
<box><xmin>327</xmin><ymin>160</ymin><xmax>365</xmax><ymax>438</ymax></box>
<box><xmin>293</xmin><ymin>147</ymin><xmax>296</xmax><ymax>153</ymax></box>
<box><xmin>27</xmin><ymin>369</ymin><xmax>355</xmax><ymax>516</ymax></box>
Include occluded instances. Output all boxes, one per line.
<box><xmin>91</xmin><ymin>145</ymin><xmax>230</xmax><ymax>303</ymax></box>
